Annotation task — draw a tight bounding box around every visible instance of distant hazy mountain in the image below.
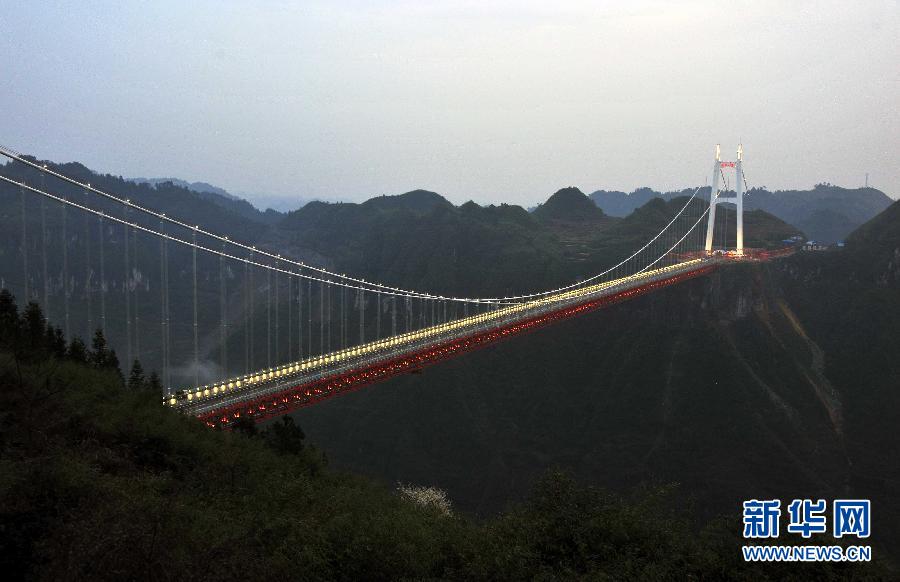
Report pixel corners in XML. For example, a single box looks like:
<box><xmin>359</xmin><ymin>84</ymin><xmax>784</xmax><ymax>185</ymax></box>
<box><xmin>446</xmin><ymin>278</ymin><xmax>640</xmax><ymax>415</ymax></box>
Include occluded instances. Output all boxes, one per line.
<box><xmin>588</xmin><ymin>187</ymin><xmax>659</xmax><ymax>217</ymax></box>
<box><xmin>130</xmin><ymin>177</ymin><xmax>239</xmax><ymax>199</ymax></box>
<box><xmin>130</xmin><ymin>178</ymin><xmax>305</xmax><ymax>222</ymax></box>
<box><xmin>591</xmin><ymin>185</ymin><xmax>893</xmax><ymax>243</ymax></box>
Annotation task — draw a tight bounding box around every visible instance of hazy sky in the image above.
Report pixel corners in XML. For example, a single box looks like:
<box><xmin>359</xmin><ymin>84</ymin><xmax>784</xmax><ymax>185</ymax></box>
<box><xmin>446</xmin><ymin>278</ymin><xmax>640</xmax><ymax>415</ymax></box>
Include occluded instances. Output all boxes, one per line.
<box><xmin>3</xmin><ymin>1</ymin><xmax>898</xmax><ymax>207</ymax></box>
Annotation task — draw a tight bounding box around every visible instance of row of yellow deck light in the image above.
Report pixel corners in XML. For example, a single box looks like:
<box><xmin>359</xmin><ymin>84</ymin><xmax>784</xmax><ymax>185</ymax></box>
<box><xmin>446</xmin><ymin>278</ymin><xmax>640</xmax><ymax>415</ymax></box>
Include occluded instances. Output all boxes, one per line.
<box><xmin>170</xmin><ymin>259</ymin><xmax>703</xmax><ymax>407</ymax></box>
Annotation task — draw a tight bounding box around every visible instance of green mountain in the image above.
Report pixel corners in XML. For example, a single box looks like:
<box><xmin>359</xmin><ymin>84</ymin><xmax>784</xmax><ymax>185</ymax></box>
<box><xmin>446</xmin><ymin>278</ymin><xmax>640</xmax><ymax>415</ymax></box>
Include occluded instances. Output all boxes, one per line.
<box><xmin>363</xmin><ymin>189</ymin><xmax>455</xmax><ymax>214</ymax></box>
<box><xmin>533</xmin><ymin>187</ymin><xmax>605</xmax><ymax>222</ymax></box>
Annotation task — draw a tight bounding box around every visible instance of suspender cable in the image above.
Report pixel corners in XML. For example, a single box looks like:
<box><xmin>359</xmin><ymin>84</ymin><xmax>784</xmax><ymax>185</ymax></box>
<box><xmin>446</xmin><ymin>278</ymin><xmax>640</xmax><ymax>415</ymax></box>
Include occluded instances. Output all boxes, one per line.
<box><xmin>266</xmin><ymin>267</ymin><xmax>272</xmax><ymax>368</ymax></box>
<box><xmin>159</xmin><ymin>218</ymin><xmax>168</xmax><ymax>391</ymax></box>
<box><xmin>220</xmin><ymin>241</ymin><xmax>227</xmax><ymax>376</ymax></box>
<box><xmin>163</xmin><ymin>218</ymin><xmax>171</xmax><ymax>388</ymax></box>
<box><xmin>307</xmin><ymin>279</ymin><xmax>312</xmax><ymax>358</ymax></box>
<box><xmin>40</xmin><ymin>170</ymin><xmax>49</xmax><ymax>319</ymax></box>
<box><xmin>274</xmin><ymin>257</ymin><xmax>279</xmax><ymax>363</ymax></box>
<box><xmin>327</xmin><ymin>281</ymin><xmax>332</xmax><ymax>351</ymax></box>
<box><xmin>192</xmin><ymin>227</ymin><xmax>199</xmax><ymax>387</ymax></box>
<box><xmin>319</xmin><ymin>280</ymin><xmax>324</xmax><ymax>355</ymax></box>
<box><xmin>19</xmin><ymin>183</ymin><xmax>29</xmax><ymax>302</ymax></box>
<box><xmin>356</xmin><ymin>291</ymin><xmax>366</xmax><ymax>345</ymax></box>
<box><xmin>84</xmin><ymin>191</ymin><xmax>93</xmax><ymax>337</ymax></box>
<box><xmin>299</xmin><ymin>274</ymin><xmax>305</xmax><ymax>359</ymax></box>
<box><xmin>341</xmin><ymin>285</ymin><xmax>346</xmax><ymax>349</ymax></box>
<box><xmin>99</xmin><ymin>213</ymin><xmax>106</xmax><ymax>335</ymax></box>
<box><xmin>243</xmin><ymin>254</ymin><xmax>250</xmax><ymax>374</ymax></box>
<box><xmin>405</xmin><ymin>296</ymin><xmax>411</xmax><ymax>333</ymax></box>
<box><xmin>391</xmin><ymin>294</ymin><xmax>396</xmax><ymax>336</ymax></box>
<box><xmin>123</xmin><ymin>214</ymin><xmax>132</xmax><ymax>368</ymax></box>
<box><xmin>287</xmin><ymin>269</ymin><xmax>292</xmax><ymax>363</ymax></box>
<box><xmin>61</xmin><ymin>199</ymin><xmax>70</xmax><ymax>340</ymax></box>
<box><xmin>248</xmin><ymin>250</ymin><xmax>254</xmax><ymax>371</ymax></box>
<box><xmin>133</xmin><ymin>226</ymin><xmax>140</xmax><ymax>363</ymax></box>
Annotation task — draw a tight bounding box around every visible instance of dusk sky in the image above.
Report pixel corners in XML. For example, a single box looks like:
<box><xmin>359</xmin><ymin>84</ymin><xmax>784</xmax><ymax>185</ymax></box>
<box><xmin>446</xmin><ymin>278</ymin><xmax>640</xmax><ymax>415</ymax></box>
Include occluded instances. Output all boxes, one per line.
<box><xmin>2</xmin><ymin>1</ymin><xmax>898</xmax><ymax>208</ymax></box>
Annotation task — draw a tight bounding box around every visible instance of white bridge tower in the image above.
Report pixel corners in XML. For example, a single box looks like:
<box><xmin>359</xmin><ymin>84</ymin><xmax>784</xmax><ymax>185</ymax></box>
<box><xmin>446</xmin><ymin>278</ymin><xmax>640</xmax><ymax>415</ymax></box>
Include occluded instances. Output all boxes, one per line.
<box><xmin>704</xmin><ymin>144</ymin><xmax>745</xmax><ymax>255</ymax></box>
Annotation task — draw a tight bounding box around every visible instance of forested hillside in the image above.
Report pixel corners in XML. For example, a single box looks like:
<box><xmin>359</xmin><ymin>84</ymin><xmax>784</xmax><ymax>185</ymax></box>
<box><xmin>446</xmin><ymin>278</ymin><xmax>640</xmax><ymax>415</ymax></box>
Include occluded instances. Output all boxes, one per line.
<box><xmin>3</xmin><ymin>293</ymin><xmax>885</xmax><ymax>579</ymax></box>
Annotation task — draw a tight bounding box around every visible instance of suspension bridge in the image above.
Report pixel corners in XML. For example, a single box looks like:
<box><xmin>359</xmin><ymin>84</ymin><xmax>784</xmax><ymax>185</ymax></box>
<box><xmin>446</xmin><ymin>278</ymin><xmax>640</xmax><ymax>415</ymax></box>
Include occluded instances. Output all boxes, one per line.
<box><xmin>0</xmin><ymin>143</ymin><xmax>776</xmax><ymax>428</ymax></box>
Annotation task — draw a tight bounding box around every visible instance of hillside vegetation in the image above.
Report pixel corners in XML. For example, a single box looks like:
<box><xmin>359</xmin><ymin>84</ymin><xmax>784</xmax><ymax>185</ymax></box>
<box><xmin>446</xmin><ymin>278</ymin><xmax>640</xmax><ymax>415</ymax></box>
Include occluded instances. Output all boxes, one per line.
<box><xmin>4</xmin><ymin>293</ymin><xmax>887</xmax><ymax>580</ymax></box>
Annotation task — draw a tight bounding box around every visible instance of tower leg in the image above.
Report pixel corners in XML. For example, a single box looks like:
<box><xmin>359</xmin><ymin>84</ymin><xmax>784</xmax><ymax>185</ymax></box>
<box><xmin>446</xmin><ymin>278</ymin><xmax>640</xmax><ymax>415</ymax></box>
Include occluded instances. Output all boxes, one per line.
<box><xmin>735</xmin><ymin>145</ymin><xmax>744</xmax><ymax>255</ymax></box>
<box><xmin>704</xmin><ymin>145</ymin><xmax>721</xmax><ymax>253</ymax></box>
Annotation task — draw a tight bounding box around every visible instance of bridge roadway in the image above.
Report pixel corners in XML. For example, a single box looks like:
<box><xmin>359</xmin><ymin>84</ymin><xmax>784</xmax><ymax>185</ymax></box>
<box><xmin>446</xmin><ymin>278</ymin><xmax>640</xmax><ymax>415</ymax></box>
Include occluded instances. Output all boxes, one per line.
<box><xmin>168</xmin><ymin>258</ymin><xmax>719</xmax><ymax>426</ymax></box>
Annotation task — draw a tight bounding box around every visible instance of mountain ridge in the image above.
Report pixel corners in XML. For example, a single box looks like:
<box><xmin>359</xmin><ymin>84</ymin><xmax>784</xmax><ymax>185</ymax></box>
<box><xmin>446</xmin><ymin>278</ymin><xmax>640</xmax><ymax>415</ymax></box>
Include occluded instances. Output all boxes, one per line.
<box><xmin>591</xmin><ymin>185</ymin><xmax>892</xmax><ymax>243</ymax></box>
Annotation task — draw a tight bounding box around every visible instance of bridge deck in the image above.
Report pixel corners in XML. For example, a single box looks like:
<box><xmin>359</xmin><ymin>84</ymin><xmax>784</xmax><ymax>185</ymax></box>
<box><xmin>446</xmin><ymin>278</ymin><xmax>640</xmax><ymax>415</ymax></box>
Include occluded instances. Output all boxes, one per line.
<box><xmin>168</xmin><ymin>258</ymin><xmax>718</xmax><ymax>427</ymax></box>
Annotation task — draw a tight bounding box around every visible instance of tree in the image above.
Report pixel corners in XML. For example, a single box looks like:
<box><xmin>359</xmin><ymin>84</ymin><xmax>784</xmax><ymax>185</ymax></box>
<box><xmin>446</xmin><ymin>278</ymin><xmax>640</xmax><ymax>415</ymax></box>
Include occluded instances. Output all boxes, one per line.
<box><xmin>147</xmin><ymin>372</ymin><xmax>163</xmax><ymax>393</ymax></box>
<box><xmin>0</xmin><ymin>289</ymin><xmax>19</xmax><ymax>348</ymax></box>
<box><xmin>128</xmin><ymin>360</ymin><xmax>145</xmax><ymax>391</ymax></box>
<box><xmin>45</xmin><ymin>326</ymin><xmax>66</xmax><ymax>358</ymax></box>
<box><xmin>22</xmin><ymin>302</ymin><xmax>46</xmax><ymax>352</ymax></box>
<box><xmin>90</xmin><ymin>329</ymin><xmax>110</xmax><ymax>368</ymax></box>
<box><xmin>232</xmin><ymin>416</ymin><xmax>258</xmax><ymax>437</ymax></box>
<box><xmin>107</xmin><ymin>349</ymin><xmax>121</xmax><ymax>377</ymax></box>
<box><xmin>262</xmin><ymin>416</ymin><xmax>306</xmax><ymax>455</ymax></box>
<box><xmin>67</xmin><ymin>338</ymin><xmax>88</xmax><ymax>363</ymax></box>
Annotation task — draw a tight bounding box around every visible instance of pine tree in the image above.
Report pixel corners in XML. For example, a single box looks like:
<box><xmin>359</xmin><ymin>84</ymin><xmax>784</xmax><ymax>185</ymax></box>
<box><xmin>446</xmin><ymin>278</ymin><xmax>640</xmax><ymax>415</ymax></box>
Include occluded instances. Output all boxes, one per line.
<box><xmin>45</xmin><ymin>326</ymin><xmax>66</xmax><ymax>358</ymax></box>
<box><xmin>22</xmin><ymin>302</ymin><xmax>46</xmax><ymax>352</ymax></box>
<box><xmin>0</xmin><ymin>289</ymin><xmax>19</xmax><ymax>348</ymax></box>
<box><xmin>107</xmin><ymin>349</ymin><xmax>121</xmax><ymax>374</ymax></box>
<box><xmin>147</xmin><ymin>371</ymin><xmax>163</xmax><ymax>393</ymax></box>
<box><xmin>90</xmin><ymin>329</ymin><xmax>109</xmax><ymax>368</ymax></box>
<box><xmin>67</xmin><ymin>338</ymin><xmax>88</xmax><ymax>363</ymax></box>
<box><xmin>232</xmin><ymin>416</ymin><xmax>258</xmax><ymax>437</ymax></box>
<box><xmin>128</xmin><ymin>360</ymin><xmax>145</xmax><ymax>391</ymax></box>
<box><xmin>262</xmin><ymin>416</ymin><xmax>306</xmax><ymax>455</ymax></box>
